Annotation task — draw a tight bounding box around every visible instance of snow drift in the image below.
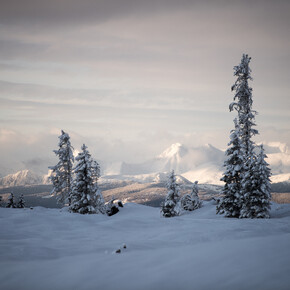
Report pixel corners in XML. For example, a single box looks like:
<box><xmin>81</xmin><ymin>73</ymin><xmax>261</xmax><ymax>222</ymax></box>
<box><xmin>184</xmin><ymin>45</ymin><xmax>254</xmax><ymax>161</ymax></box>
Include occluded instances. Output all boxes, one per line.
<box><xmin>0</xmin><ymin>202</ymin><xmax>290</xmax><ymax>290</ymax></box>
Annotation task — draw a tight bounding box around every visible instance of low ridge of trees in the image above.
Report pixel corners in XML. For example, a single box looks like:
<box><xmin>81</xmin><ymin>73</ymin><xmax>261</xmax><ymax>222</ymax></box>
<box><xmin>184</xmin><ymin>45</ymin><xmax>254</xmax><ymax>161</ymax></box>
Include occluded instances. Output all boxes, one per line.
<box><xmin>3</xmin><ymin>193</ymin><xmax>25</xmax><ymax>208</ymax></box>
<box><xmin>6</xmin><ymin>193</ymin><xmax>16</xmax><ymax>208</ymax></box>
<box><xmin>17</xmin><ymin>194</ymin><xmax>25</xmax><ymax>208</ymax></box>
<box><xmin>161</xmin><ymin>171</ymin><xmax>202</xmax><ymax>218</ymax></box>
<box><xmin>181</xmin><ymin>181</ymin><xmax>201</xmax><ymax>211</ymax></box>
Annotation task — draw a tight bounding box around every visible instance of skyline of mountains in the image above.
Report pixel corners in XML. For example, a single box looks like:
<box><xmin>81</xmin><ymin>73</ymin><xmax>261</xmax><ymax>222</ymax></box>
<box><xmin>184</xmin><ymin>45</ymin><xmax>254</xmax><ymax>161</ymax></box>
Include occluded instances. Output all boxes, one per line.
<box><xmin>1</xmin><ymin>141</ymin><xmax>290</xmax><ymax>188</ymax></box>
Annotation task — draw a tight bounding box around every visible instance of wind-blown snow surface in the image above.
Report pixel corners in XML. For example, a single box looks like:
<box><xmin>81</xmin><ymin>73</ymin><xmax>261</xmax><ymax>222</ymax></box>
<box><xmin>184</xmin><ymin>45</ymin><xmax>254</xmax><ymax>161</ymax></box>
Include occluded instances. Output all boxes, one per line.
<box><xmin>1</xmin><ymin>202</ymin><xmax>290</xmax><ymax>290</ymax></box>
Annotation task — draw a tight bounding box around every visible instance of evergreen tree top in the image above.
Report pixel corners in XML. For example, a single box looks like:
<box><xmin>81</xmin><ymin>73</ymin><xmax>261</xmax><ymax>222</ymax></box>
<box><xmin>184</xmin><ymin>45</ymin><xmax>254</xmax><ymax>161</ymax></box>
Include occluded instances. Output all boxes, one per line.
<box><xmin>75</xmin><ymin>144</ymin><xmax>89</xmax><ymax>161</ymax></box>
<box><xmin>69</xmin><ymin>144</ymin><xmax>104</xmax><ymax>214</ymax></box>
<box><xmin>49</xmin><ymin>130</ymin><xmax>74</xmax><ymax>205</ymax></box>
<box><xmin>59</xmin><ymin>130</ymin><xmax>71</xmax><ymax>143</ymax></box>
<box><xmin>233</xmin><ymin>54</ymin><xmax>252</xmax><ymax>80</ymax></box>
<box><xmin>52</xmin><ymin>130</ymin><xmax>74</xmax><ymax>162</ymax></box>
<box><xmin>230</xmin><ymin>54</ymin><xmax>254</xmax><ymax>114</ymax></box>
<box><xmin>74</xmin><ymin>144</ymin><xmax>100</xmax><ymax>180</ymax></box>
<box><xmin>192</xmin><ymin>181</ymin><xmax>199</xmax><ymax>195</ymax></box>
<box><xmin>81</xmin><ymin>143</ymin><xmax>87</xmax><ymax>151</ymax></box>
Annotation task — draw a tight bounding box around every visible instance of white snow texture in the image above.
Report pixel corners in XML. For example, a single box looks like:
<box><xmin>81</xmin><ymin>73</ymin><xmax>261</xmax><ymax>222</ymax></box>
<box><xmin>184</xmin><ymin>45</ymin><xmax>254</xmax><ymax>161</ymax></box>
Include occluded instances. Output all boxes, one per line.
<box><xmin>0</xmin><ymin>202</ymin><xmax>290</xmax><ymax>290</ymax></box>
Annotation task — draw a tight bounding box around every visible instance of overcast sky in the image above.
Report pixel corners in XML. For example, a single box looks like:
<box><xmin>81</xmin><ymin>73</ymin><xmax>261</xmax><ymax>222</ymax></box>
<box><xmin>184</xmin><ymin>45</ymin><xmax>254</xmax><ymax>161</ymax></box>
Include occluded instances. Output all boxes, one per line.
<box><xmin>0</xmin><ymin>0</ymin><xmax>289</xmax><ymax>175</ymax></box>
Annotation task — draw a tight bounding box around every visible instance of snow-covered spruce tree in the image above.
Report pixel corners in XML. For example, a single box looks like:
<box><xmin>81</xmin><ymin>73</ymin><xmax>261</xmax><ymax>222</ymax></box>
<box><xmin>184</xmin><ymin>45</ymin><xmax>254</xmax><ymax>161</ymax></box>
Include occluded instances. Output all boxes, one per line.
<box><xmin>49</xmin><ymin>130</ymin><xmax>74</xmax><ymax>205</ymax></box>
<box><xmin>17</xmin><ymin>194</ymin><xmax>25</xmax><ymax>208</ymax></box>
<box><xmin>240</xmin><ymin>145</ymin><xmax>271</xmax><ymax>218</ymax></box>
<box><xmin>161</xmin><ymin>170</ymin><xmax>180</xmax><ymax>217</ymax></box>
<box><xmin>219</xmin><ymin>54</ymin><xmax>271</xmax><ymax>218</ymax></box>
<box><xmin>69</xmin><ymin>144</ymin><xmax>105</xmax><ymax>214</ymax></box>
<box><xmin>6</xmin><ymin>193</ymin><xmax>16</xmax><ymax>208</ymax></box>
<box><xmin>181</xmin><ymin>181</ymin><xmax>201</xmax><ymax>211</ymax></box>
<box><xmin>217</xmin><ymin>119</ymin><xmax>244</xmax><ymax>217</ymax></box>
<box><xmin>230</xmin><ymin>54</ymin><xmax>258</xmax><ymax>157</ymax></box>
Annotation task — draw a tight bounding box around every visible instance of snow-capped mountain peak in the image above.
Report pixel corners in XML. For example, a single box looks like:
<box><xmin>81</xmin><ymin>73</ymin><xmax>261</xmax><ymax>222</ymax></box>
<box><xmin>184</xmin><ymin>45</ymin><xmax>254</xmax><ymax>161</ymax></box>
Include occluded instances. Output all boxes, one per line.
<box><xmin>117</xmin><ymin>143</ymin><xmax>225</xmax><ymax>184</ymax></box>
<box><xmin>0</xmin><ymin>169</ymin><xmax>49</xmax><ymax>187</ymax></box>
<box><xmin>2</xmin><ymin>141</ymin><xmax>290</xmax><ymax>188</ymax></box>
<box><xmin>158</xmin><ymin>143</ymin><xmax>187</xmax><ymax>159</ymax></box>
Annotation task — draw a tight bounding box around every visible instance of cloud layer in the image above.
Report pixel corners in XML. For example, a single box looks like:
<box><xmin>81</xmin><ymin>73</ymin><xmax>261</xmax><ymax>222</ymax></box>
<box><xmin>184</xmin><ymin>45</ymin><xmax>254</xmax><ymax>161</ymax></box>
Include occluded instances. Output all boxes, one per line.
<box><xmin>0</xmin><ymin>0</ymin><xmax>289</xmax><ymax>174</ymax></box>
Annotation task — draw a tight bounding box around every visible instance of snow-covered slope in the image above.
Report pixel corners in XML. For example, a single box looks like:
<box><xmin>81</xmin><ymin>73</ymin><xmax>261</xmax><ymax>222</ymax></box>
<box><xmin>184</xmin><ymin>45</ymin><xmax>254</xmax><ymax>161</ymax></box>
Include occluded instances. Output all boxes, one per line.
<box><xmin>0</xmin><ymin>170</ymin><xmax>46</xmax><ymax>187</ymax></box>
<box><xmin>265</xmin><ymin>142</ymin><xmax>290</xmax><ymax>175</ymax></box>
<box><xmin>101</xmin><ymin>171</ymin><xmax>192</xmax><ymax>185</ymax></box>
<box><xmin>1</xmin><ymin>202</ymin><xmax>290</xmax><ymax>290</ymax></box>
<box><xmin>107</xmin><ymin>143</ymin><xmax>225</xmax><ymax>184</ymax></box>
<box><xmin>42</xmin><ymin>170</ymin><xmax>52</xmax><ymax>185</ymax></box>
<box><xmin>271</xmin><ymin>173</ymin><xmax>290</xmax><ymax>184</ymax></box>
<box><xmin>105</xmin><ymin>142</ymin><xmax>290</xmax><ymax>185</ymax></box>
<box><xmin>182</xmin><ymin>165</ymin><xmax>224</xmax><ymax>185</ymax></box>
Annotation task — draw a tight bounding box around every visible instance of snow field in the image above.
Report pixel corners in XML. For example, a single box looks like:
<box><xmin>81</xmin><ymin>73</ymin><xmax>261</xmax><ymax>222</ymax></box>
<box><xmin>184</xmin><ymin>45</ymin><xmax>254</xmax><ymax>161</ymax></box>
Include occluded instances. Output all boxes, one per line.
<box><xmin>0</xmin><ymin>201</ymin><xmax>290</xmax><ymax>290</ymax></box>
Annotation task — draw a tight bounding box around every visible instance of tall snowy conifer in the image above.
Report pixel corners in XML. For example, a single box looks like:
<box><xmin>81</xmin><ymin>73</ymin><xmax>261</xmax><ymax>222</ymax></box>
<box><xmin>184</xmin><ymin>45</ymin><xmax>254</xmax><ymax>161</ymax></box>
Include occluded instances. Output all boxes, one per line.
<box><xmin>240</xmin><ymin>145</ymin><xmax>271</xmax><ymax>218</ymax></box>
<box><xmin>230</xmin><ymin>54</ymin><xmax>258</xmax><ymax>156</ymax></box>
<box><xmin>219</xmin><ymin>54</ymin><xmax>271</xmax><ymax>218</ymax></box>
<box><xmin>49</xmin><ymin>130</ymin><xmax>74</xmax><ymax>205</ymax></box>
<box><xmin>217</xmin><ymin>119</ymin><xmax>244</xmax><ymax>217</ymax></box>
<box><xmin>161</xmin><ymin>170</ymin><xmax>180</xmax><ymax>217</ymax></box>
<box><xmin>69</xmin><ymin>144</ymin><xmax>105</xmax><ymax>214</ymax></box>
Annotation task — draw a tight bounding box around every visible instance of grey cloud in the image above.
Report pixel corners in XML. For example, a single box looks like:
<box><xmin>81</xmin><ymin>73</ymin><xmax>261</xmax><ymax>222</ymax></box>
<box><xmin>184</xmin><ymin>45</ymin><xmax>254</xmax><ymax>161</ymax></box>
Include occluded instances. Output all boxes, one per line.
<box><xmin>0</xmin><ymin>39</ymin><xmax>48</xmax><ymax>59</ymax></box>
<box><xmin>22</xmin><ymin>157</ymin><xmax>49</xmax><ymax>173</ymax></box>
<box><xmin>0</xmin><ymin>2</ymin><xmax>289</xmax><ymax>72</ymax></box>
<box><xmin>0</xmin><ymin>0</ymin><xmax>193</xmax><ymax>26</ymax></box>
<box><xmin>0</xmin><ymin>80</ymin><xmax>227</xmax><ymax>112</ymax></box>
<box><xmin>1</xmin><ymin>0</ymin><xmax>289</xmax><ymax>32</ymax></box>
<box><xmin>0</xmin><ymin>0</ymin><xmax>289</xmax><ymax>175</ymax></box>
